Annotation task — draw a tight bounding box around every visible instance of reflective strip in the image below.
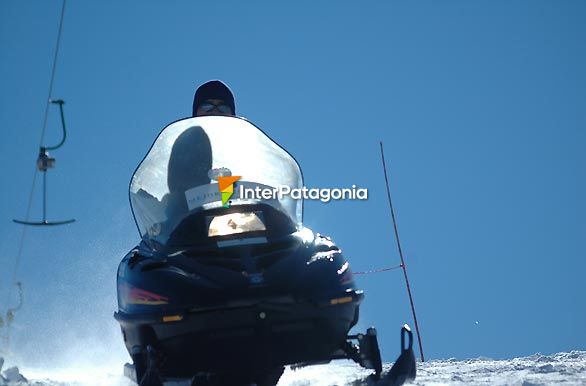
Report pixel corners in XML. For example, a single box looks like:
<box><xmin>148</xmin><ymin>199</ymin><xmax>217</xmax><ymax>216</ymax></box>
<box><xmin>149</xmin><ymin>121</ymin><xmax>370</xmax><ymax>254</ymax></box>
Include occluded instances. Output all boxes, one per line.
<box><xmin>330</xmin><ymin>296</ymin><xmax>353</xmax><ymax>305</ymax></box>
<box><xmin>162</xmin><ymin>315</ymin><xmax>183</xmax><ymax>322</ymax></box>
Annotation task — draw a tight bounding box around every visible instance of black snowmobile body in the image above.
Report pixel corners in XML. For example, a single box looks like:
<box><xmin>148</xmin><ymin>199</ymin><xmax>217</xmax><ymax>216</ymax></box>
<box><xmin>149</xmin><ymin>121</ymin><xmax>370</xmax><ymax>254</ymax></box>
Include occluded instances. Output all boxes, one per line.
<box><xmin>115</xmin><ymin>116</ymin><xmax>415</xmax><ymax>386</ymax></box>
<box><xmin>116</xmin><ymin>227</ymin><xmax>362</xmax><ymax>381</ymax></box>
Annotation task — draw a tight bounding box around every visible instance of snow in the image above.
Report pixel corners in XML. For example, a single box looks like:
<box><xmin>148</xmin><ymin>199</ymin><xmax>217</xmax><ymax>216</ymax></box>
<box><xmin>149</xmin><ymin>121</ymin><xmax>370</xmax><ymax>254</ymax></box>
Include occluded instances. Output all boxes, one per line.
<box><xmin>1</xmin><ymin>351</ymin><xmax>585</xmax><ymax>386</ymax></box>
<box><xmin>410</xmin><ymin>351</ymin><xmax>586</xmax><ymax>385</ymax></box>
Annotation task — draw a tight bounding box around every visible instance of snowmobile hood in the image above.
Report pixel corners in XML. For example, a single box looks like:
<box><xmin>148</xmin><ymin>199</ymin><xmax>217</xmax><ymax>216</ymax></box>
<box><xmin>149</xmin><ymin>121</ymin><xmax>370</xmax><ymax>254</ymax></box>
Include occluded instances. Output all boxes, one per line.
<box><xmin>129</xmin><ymin>116</ymin><xmax>303</xmax><ymax>245</ymax></box>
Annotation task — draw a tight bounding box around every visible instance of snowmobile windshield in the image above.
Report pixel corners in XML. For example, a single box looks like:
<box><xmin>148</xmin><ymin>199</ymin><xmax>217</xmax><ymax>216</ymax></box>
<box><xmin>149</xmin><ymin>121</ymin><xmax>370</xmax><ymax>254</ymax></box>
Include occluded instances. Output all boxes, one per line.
<box><xmin>129</xmin><ymin>116</ymin><xmax>303</xmax><ymax>246</ymax></box>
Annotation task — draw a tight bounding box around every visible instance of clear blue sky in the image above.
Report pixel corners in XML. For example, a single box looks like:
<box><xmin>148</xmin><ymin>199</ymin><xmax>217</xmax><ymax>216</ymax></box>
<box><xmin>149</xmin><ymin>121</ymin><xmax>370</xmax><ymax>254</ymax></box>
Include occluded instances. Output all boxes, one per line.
<box><xmin>0</xmin><ymin>1</ymin><xmax>584</xmax><ymax>367</ymax></box>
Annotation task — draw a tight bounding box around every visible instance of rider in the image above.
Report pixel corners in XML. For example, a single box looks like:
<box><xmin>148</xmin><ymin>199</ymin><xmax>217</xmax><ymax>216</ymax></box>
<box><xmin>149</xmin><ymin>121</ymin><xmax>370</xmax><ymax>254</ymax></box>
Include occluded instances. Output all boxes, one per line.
<box><xmin>192</xmin><ymin>80</ymin><xmax>236</xmax><ymax>117</ymax></box>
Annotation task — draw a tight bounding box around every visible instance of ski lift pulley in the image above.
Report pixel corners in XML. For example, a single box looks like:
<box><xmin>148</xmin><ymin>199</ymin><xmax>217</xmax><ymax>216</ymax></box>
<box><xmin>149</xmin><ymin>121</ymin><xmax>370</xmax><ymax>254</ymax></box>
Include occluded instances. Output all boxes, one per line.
<box><xmin>13</xmin><ymin>99</ymin><xmax>75</xmax><ymax>226</ymax></box>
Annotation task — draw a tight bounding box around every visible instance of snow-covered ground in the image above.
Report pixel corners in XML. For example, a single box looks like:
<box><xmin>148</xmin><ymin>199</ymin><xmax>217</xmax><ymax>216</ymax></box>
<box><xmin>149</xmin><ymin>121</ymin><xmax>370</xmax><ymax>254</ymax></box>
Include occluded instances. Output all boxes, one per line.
<box><xmin>1</xmin><ymin>351</ymin><xmax>585</xmax><ymax>386</ymax></box>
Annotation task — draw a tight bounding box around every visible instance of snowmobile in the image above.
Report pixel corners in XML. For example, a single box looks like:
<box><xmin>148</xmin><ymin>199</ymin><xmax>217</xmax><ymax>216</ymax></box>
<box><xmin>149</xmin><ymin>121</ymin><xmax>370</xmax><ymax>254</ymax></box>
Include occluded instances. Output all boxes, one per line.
<box><xmin>115</xmin><ymin>116</ymin><xmax>416</xmax><ymax>386</ymax></box>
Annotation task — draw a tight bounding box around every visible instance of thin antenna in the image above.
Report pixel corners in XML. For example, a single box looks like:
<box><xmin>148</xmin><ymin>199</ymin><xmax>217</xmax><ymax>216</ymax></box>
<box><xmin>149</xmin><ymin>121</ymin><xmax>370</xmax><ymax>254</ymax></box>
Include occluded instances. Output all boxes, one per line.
<box><xmin>380</xmin><ymin>141</ymin><xmax>425</xmax><ymax>362</ymax></box>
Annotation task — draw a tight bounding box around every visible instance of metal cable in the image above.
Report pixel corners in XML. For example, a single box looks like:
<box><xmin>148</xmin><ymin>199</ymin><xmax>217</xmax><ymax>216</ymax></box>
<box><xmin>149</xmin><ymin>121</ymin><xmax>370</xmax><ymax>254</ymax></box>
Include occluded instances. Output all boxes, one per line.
<box><xmin>40</xmin><ymin>0</ymin><xmax>67</xmax><ymax>147</ymax></box>
<box><xmin>353</xmin><ymin>264</ymin><xmax>403</xmax><ymax>275</ymax></box>
<box><xmin>3</xmin><ymin>0</ymin><xmax>67</xmax><ymax>346</ymax></box>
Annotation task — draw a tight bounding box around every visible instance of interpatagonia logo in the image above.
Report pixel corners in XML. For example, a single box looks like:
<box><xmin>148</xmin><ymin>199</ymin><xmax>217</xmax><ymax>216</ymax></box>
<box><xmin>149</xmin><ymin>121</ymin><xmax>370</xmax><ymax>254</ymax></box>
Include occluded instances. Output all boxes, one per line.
<box><xmin>238</xmin><ymin>184</ymin><xmax>368</xmax><ymax>203</ymax></box>
<box><xmin>217</xmin><ymin>176</ymin><xmax>241</xmax><ymax>207</ymax></box>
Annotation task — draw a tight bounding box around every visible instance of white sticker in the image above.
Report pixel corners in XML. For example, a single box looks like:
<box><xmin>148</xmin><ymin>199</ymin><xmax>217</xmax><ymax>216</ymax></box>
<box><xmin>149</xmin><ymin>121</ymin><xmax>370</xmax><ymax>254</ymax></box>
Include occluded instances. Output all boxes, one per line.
<box><xmin>184</xmin><ymin>181</ymin><xmax>282</xmax><ymax>211</ymax></box>
<box><xmin>185</xmin><ymin>184</ymin><xmax>222</xmax><ymax>211</ymax></box>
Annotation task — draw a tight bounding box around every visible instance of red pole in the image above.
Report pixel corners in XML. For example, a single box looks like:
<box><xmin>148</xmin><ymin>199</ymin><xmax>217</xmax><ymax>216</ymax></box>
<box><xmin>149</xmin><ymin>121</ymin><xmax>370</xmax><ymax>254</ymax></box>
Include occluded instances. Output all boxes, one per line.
<box><xmin>380</xmin><ymin>142</ymin><xmax>425</xmax><ymax>362</ymax></box>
